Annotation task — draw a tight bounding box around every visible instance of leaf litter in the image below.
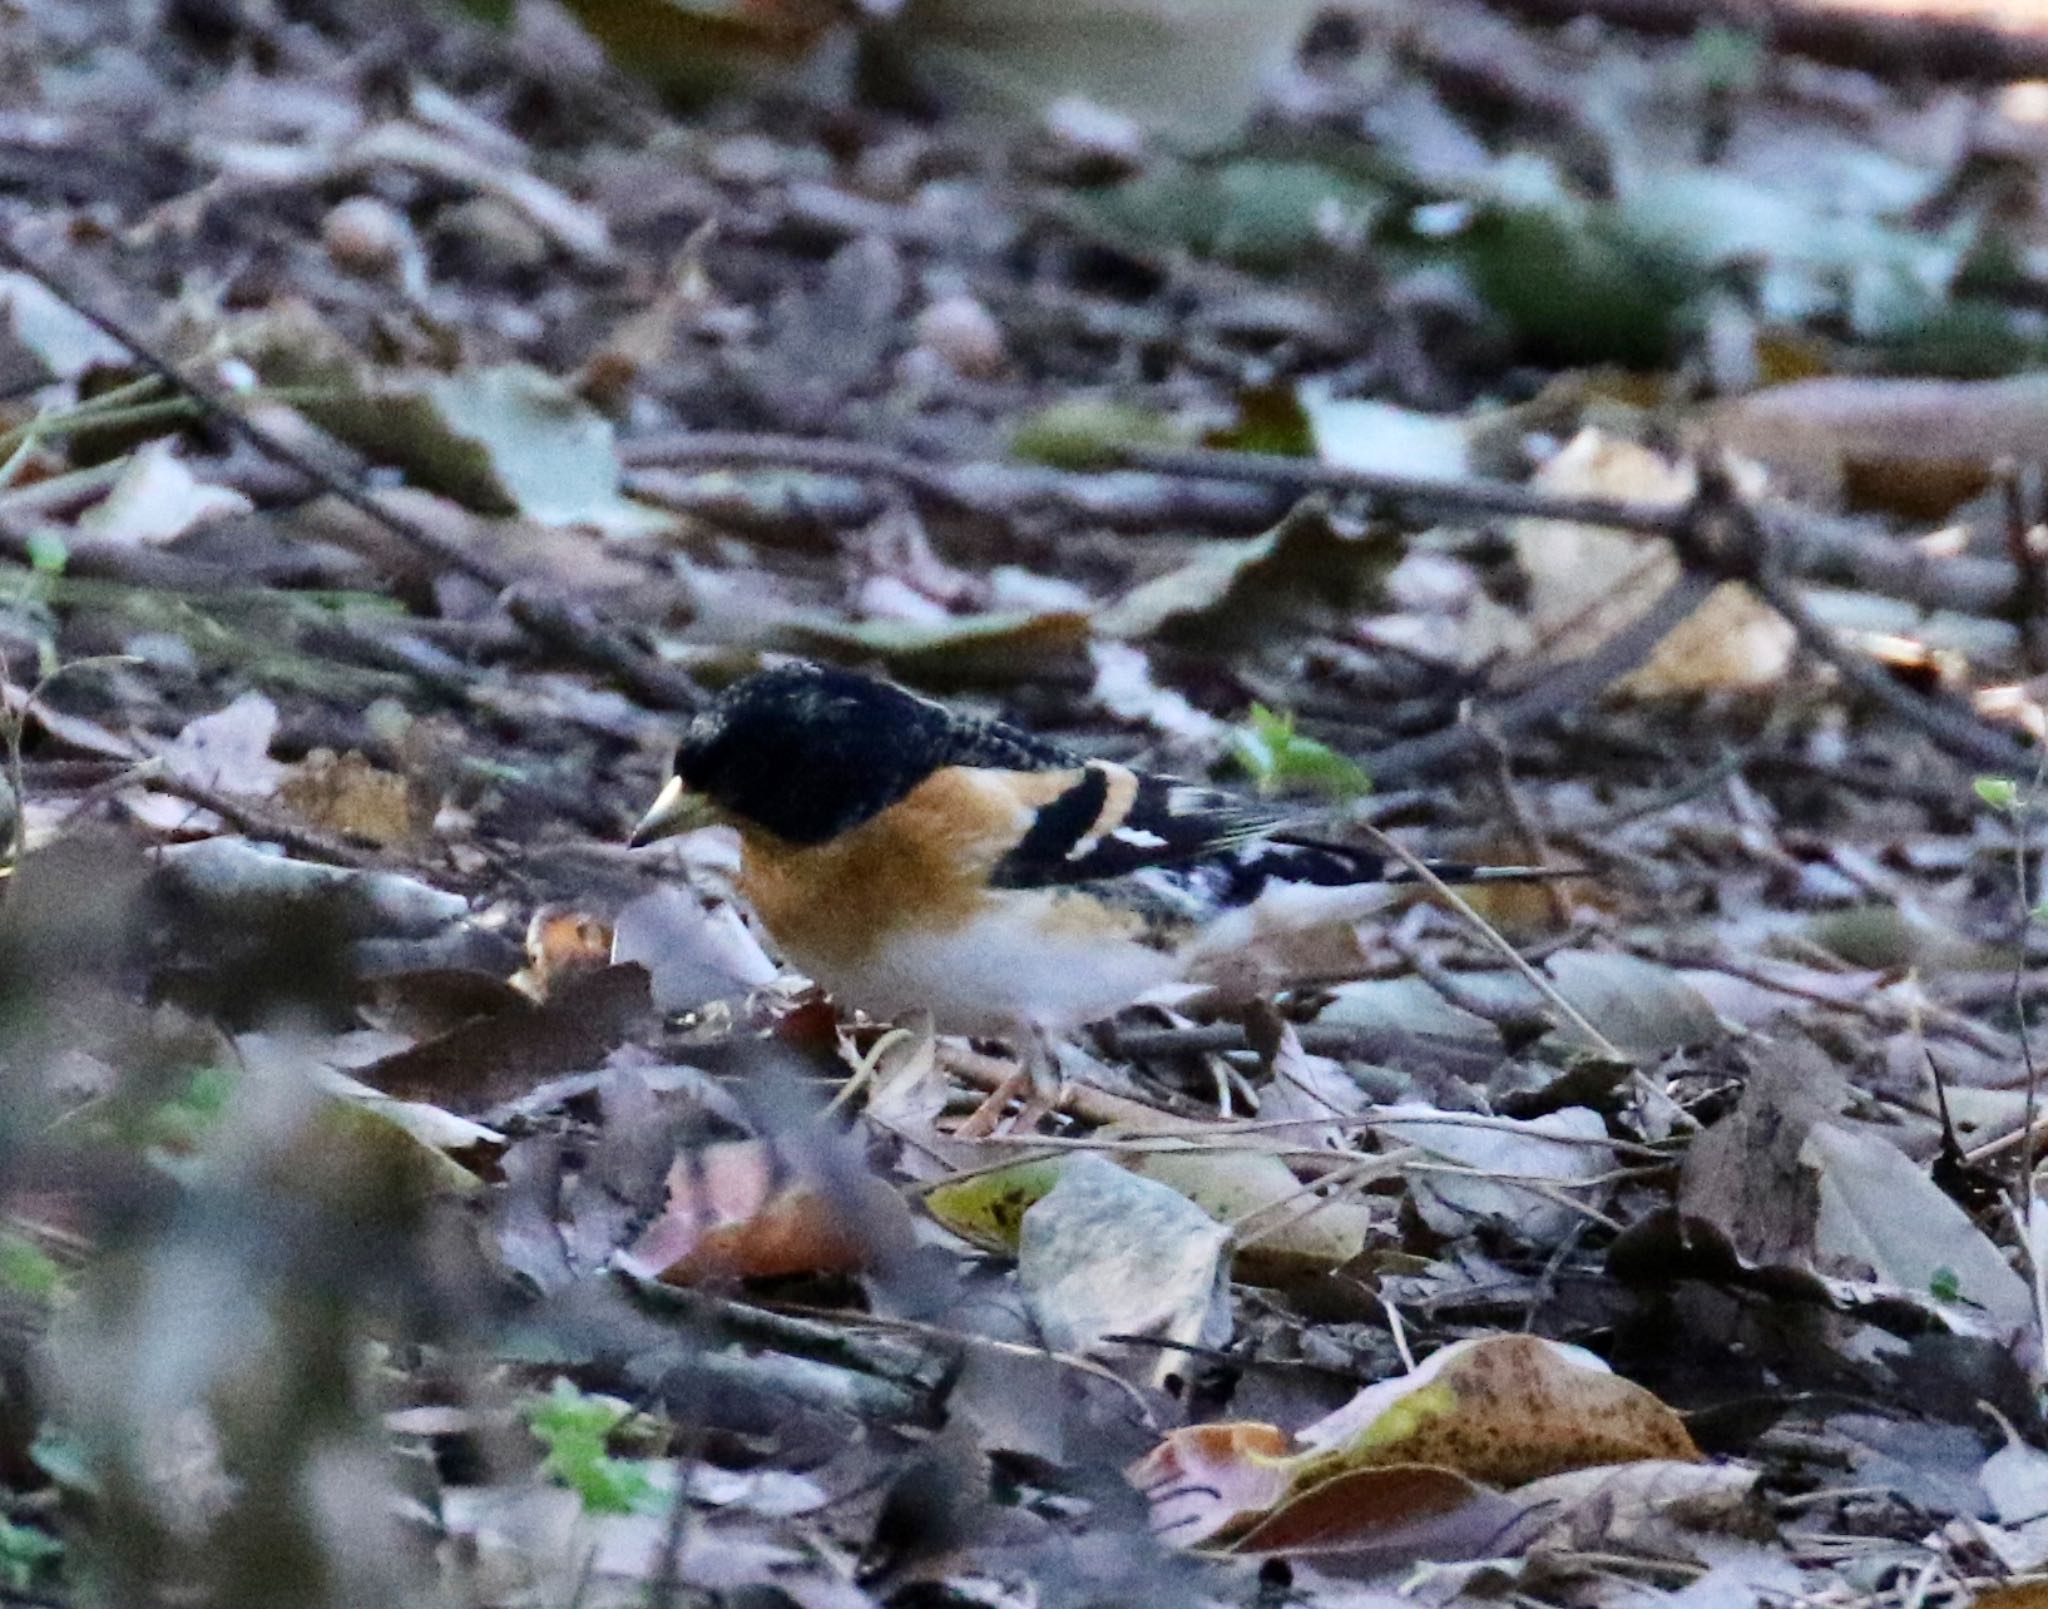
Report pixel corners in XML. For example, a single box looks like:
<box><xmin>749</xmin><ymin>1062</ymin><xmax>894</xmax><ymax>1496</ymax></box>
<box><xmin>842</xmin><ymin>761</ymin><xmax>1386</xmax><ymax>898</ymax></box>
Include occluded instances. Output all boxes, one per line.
<box><xmin>8</xmin><ymin>0</ymin><xmax>2048</xmax><ymax>1605</ymax></box>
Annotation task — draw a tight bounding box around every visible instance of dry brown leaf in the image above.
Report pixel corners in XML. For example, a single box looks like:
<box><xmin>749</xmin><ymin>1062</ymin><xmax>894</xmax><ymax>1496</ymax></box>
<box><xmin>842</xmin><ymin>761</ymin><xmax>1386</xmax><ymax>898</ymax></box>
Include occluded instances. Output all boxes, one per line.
<box><xmin>364</xmin><ymin>963</ymin><xmax>651</xmax><ymax>1111</ymax></box>
<box><xmin>279</xmin><ymin>749</ymin><xmax>423</xmax><ymax>847</ymax></box>
<box><xmin>359</xmin><ymin>967</ymin><xmax>532</xmax><ymax>1040</ymax></box>
<box><xmin>617</xmin><ymin>1137</ymin><xmax>912</xmax><ymax>1285</ymax></box>
<box><xmin>1680</xmin><ymin>1038</ymin><xmax>2033</xmax><ymax>1330</ymax></box>
<box><xmin>1138</xmin><ymin>1334</ymin><xmax>1699</xmax><ymax>1558</ymax></box>
<box><xmin>1229</xmin><ymin>1464</ymin><xmax>1518</xmax><ymax>1562</ymax></box>
<box><xmin>1294</xmin><ymin>1334</ymin><xmax>1700</xmax><ymax>1489</ymax></box>
<box><xmin>1505</xmin><ymin>1459</ymin><xmax>1762</xmax><ymax>1554</ymax></box>
<box><xmin>1496</xmin><ymin>430</ymin><xmax>1793</xmax><ymax>696</ymax></box>
<box><xmin>512</xmin><ymin>904</ymin><xmax>617</xmax><ymax>1002</ymax></box>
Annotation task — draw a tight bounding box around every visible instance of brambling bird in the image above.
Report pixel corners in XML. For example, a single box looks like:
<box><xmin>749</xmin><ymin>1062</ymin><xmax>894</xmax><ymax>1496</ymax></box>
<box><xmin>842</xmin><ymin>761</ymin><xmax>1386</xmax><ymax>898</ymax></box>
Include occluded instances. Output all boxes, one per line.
<box><xmin>629</xmin><ymin>664</ymin><xmax>1556</xmax><ymax>1059</ymax></box>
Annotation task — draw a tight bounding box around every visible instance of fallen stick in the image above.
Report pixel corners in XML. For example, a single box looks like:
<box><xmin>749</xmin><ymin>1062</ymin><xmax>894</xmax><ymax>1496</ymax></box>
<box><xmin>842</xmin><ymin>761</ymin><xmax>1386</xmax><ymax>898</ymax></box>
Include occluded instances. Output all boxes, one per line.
<box><xmin>626</xmin><ymin>430</ymin><xmax>2032</xmax><ymax>624</ymax></box>
<box><xmin>1480</xmin><ymin>0</ymin><xmax>2048</xmax><ymax>84</ymax></box>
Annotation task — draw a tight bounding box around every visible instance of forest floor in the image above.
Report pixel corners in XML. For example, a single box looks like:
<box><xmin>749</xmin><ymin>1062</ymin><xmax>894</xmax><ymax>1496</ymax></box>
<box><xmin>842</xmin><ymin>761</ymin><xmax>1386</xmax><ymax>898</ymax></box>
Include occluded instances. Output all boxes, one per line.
<box><xmin>7</xmin><ymin>0</ymin><xmax>2048</xmax><ymax>1605</ymax></box>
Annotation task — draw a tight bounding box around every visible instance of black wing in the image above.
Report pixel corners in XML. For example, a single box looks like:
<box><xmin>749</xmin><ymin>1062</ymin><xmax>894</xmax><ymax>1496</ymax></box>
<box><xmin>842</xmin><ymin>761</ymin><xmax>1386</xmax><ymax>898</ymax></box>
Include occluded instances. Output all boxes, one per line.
<box><xmin>989</xmin><ymin>762</ymin><xmax>1297</xmax><ymax>890</ymax></box>
<box><xmin>988</xmin><ymin>759</ymin><xmax>1571</xmax><ymax>902</ymax></box>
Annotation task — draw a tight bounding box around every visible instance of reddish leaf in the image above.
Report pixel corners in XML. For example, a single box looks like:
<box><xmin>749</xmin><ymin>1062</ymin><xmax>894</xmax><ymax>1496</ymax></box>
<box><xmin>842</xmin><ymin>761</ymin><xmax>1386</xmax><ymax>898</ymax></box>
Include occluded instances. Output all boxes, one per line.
<box><xmin>1131</xmin><ymin>1422</ymin><xmax>1293</xmax><ymax>1547</ymax></box>
<box><xmin>1229</xmin><ymin>1463</ymin><xmax>1519</xmax><ymax>1562</ymax></box>
<box><xmin>618</xmin><ymin>1138</ymin><xmax>910</xmax><ymax>1285</ymax></box>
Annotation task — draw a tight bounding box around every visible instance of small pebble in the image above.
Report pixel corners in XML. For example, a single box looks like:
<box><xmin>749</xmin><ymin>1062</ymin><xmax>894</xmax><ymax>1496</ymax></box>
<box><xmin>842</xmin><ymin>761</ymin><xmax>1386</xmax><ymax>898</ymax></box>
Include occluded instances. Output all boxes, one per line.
<box><xmin>432</xmin><ymin>196</ymin><xmax>549</xmax><ymax>277</ymax></box>
<box><xmin>913</xmin><ymin>293</ymin><xmax>1005</xmax><ymax>378</ymax></box>
<box><xmin>321</xmin><ymin>195</ymin><xmax>414</xmax><ymax>281</ymax></box>
<box><xmin>707</xmin><ymin>134</ymin><xmax>786</xmax><ymax>187</ymax></box>
<box><xmin>1041</xmin><ymin>96</ymin><xmax>1145</xmax><ymax>172</ymax></box>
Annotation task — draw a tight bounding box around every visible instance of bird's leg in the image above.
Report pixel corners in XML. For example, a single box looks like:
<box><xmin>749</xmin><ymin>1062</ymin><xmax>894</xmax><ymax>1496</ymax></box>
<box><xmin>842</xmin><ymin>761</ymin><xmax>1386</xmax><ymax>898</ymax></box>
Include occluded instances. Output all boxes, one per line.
<box><xmin>954</xmin><ymin>1071</ymin><xmax>1019</xmax><ymax>1139</ymax></box>
<box><xmin>954</xmin><ymin>1022</ymin><xmax>1063</xmax><ymax>1137</ymax></box>
<box><xmin>1010</xmin><ymin>1022</ymin><xmax>1064</xmax><ymax>1129</ymax></box>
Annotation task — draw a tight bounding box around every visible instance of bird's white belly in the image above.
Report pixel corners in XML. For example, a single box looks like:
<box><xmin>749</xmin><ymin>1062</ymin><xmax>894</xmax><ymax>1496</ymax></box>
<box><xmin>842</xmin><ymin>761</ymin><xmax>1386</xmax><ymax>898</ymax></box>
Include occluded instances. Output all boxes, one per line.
<box><xmin>790</xmin><ymin>897</ymin><xmax>1181</xmax><ymax>1037</ymax></box>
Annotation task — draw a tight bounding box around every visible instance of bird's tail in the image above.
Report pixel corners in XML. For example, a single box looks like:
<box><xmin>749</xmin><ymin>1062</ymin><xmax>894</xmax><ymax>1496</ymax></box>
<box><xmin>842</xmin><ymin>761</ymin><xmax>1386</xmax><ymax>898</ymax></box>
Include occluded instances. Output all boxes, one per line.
<box><xmin>1394</xmin><ymin>860</ymin><xmax>1585</xmax><ymax>886</ymax></box>
<box><xmin>1178</xmin><ymin>840</ymin><xmax>1588</xmax><ymax>966</ymax></box>
<box><xmin>1258</xmin><ymin>835</ymin><xmax>1583</xmax><ymax>890</ymax></box>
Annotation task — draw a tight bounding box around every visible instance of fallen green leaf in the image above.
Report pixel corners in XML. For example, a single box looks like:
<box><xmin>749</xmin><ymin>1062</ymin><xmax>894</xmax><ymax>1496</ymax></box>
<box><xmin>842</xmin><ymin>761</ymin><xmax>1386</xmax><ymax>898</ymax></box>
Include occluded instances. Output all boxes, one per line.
<box><xmin>0</xmin><ymin>1231</ymin><xmax>64</xmax><ymax>1304</ymax></box>
<box><xmin>1230</xmin><ymin>705</ymin><xmax>1369</xmax><ymax>802</ymax></box>
<box><xmin>522</xmin><ymin>1379</ymin><xmax>661</xmax><ymax>1517</ymax></box>
<box><xmin>302</xmin><ymin>364</ymin><xmax>672</xmax><ymax>534</ymax></box>
<box><xmin>1098</xmin><ymin>500</ymin><xmax>1397</xmax><ymax>649</ymax></box>
<box><xmin>0</xmin><ymin>1513</ymin><xmax>61</xmax><ymax>1593</ymax></box>
<box><xmin>1975</xmin><ymin>776</ymin><xmax>2020</xmax><ymax>811</ymax></box>
<box><xmin>1011</xmin><ymin>396</ymin><xmax>1182</xmax><ymax>470</ymax></box>
<box><xmin>1071</xmin><ymin>159</ymin><xmax>1391</xmax><ymax>273</ymax></box>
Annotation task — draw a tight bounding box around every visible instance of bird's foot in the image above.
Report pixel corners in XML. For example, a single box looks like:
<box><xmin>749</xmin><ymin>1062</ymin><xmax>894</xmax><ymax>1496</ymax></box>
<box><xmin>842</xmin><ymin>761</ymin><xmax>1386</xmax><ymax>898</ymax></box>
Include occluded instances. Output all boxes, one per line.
<box><xmin>953</xmin><ymin>1027</ymin><xmax>1064</xmax><ymax>1137</ymax></box>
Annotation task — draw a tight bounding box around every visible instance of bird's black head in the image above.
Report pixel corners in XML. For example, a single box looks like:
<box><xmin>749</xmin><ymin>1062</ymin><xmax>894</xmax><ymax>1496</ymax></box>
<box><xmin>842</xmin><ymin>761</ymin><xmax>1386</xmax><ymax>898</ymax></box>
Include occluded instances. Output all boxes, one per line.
<box><xmin>632</xmin><ymin>663</ymin><xmax>1070</xmax><ymax>847</ymax></box>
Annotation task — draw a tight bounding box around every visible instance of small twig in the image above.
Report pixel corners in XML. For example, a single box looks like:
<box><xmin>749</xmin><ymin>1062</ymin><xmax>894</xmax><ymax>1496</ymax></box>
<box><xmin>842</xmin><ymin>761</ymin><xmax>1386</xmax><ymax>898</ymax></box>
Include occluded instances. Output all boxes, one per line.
<box><xmin>939</xmin><ymin>1042</ymin><xmax>1215</xmax><ymax>1132</ymax></box>
<box><xmin>1104</xmin><ymin>1022</ymin><xmax>1486</xmax><ymax>1091</ymax></box>
<box><xmin>132</xmin><ymin>771</ymin><xmax>375</xmax><ymax>868</ymax></box>
<box><xmin>767</xmin><ymin>1299</ymin><xmax>1159</xmax><ymax>1428</ymax></box>
<box><xmin>625</xmin><ymin>437</ymin><xmax>1289</xmax><ymax>532</ymax></box>
<box><xmin>627</xmin><ymin>431</ymin><xmax>2032</xmax><ymax>621</ymax></box>
<box><xmin>1382</xmin><ymin>1292</ymin><xmax>1418</xmax><ymax>1373</ymax></box>
<box><xmin>1355</xmin><ymin>822</ymin><xmax>1628</xmax><ymax>1062</ymax></box>
<box><xmin>828</xmin><ymin>1024</ymin><xmax>916</xmax><ymax>1116</ymax></box>
<box><xmin>2</xmin><ymin>655</ymin><xmax>140</xmax><ymax>869</ymax></box>
<box><xmin>622</xmin><ymin>1276</ymin><xmax>944</xmax><ymax>1388</ymax></box>
<box><xmin>0</xmin><ymin>459</ymin><xmax>128</xmax><ymax>523</ymax></box>
<box><xmin>1121</xmin><ymin>441</ymin><xmax>1696</xmax><ymax>534</ymax></box>
<box><xmin>644</xmin><ymin>1337</ymin><xmax>937</xmax><ymax>1427</ymax></box>
<box><xmin>1473</xmin><ymin>714</ymin><xmax>1574</xmax><ymax>927</ymax></box>
<box><xmin>1387</xmin><ymin>929</ymin><xmax>1554</xmax><ymax>1040</ymax></box>
<box><xmin>1997</xmin><ymin>462</ymin><xmax>2048</xmax><ymax>677</ymax></box>
<box><xmin>1361</xmin><ymin>571</ymin><xmax>1719</xmax><ymax>784</ymax></box>
<box><xmin>1662</xmin><ymin>460</ymin><xmax>2036</xmax><ymax>775</ymax></box>
<box><xmin>0</xmin><ymin>374</ymin><xmax>169</xmax><ymax>482</ymax></box>
<box><xmin>1400</xmin><ymin>1160</ymin><xmax>1626</xmax><ymax>1232</ymax></box>
<box><xmin>1224</xmin><ymin>1153</ymin><xmax>1387</xmax><ymax>1250</ymax></box>
<box><xmin>1983</xmin><ymin>766</ymin><xmax>2048</xmax><ymax>1368</ymax></box>
<box><xmin>1749</xmin><ymin>564</ymin><xmax>2033</xmax><ymax>774</ymax></box>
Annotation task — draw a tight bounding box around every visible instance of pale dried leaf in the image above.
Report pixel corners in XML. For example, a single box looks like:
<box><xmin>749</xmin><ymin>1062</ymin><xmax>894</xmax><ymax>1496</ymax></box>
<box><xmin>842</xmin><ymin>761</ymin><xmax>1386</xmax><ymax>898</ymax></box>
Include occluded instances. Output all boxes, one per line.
<box><xmin>1499</xmin><ymin>430</ymin><xmax>1792</xmax><ymax>696</ymax></box>
<box><xmin>1019</xmin><ymin>1151</ymin><xmax>1231</xmax><ymax>1387</ymax></box>
<box><xmin>77</xmin><ymin>441</ymin><xmax>254</xmax><ymax>547</ymax></box>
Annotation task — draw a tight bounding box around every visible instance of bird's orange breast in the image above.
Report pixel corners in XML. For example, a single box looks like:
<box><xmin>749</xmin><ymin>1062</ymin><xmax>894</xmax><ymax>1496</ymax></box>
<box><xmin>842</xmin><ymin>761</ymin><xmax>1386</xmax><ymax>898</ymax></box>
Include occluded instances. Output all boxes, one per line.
<box><xmin>734</xmin><ymin>766</ymin><xmax>1076</xmax><ymax>969</ymax></box>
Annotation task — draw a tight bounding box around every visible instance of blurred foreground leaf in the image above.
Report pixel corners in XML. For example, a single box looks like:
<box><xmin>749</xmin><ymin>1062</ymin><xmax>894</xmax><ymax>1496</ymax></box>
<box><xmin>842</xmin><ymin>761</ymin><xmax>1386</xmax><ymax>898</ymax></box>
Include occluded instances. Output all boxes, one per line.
<box><xmin>0</xmin><ymin>1512</ymin><xmax>62</xmax><ymax>1592</ymax></box>
<box><xmin>1071</xmin><ymin>158</ymin><xmax>1390</xmax><ymax>271</ymax></box>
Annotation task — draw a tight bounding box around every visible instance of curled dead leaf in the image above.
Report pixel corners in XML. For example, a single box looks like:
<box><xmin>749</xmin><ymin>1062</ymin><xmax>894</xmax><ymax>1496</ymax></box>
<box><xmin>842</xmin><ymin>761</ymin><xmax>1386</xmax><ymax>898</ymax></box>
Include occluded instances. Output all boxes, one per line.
<box><xmin>618</xmin><ymin>1138</ymin><xmax>912</xmax><ymax>1285</ymax></box>
<box><xmin>1131</xmin><ymin>1422</ymin><xmax>1293</xmax><ymax>1546</ymax></box>
<box><xmin>1230</xmin><ymin>1464</ymin><xmax>1518</xmax><ymax>1561</ymax></box>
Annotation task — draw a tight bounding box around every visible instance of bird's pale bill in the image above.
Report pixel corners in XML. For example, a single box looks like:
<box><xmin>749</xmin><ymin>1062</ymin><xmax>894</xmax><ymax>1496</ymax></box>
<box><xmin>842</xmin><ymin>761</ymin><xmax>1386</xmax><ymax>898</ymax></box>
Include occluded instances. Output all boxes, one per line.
<box><xmin>629</xmin><ymin>775</ymin><xmax>717</xmax><ymax>846</ymax></box>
